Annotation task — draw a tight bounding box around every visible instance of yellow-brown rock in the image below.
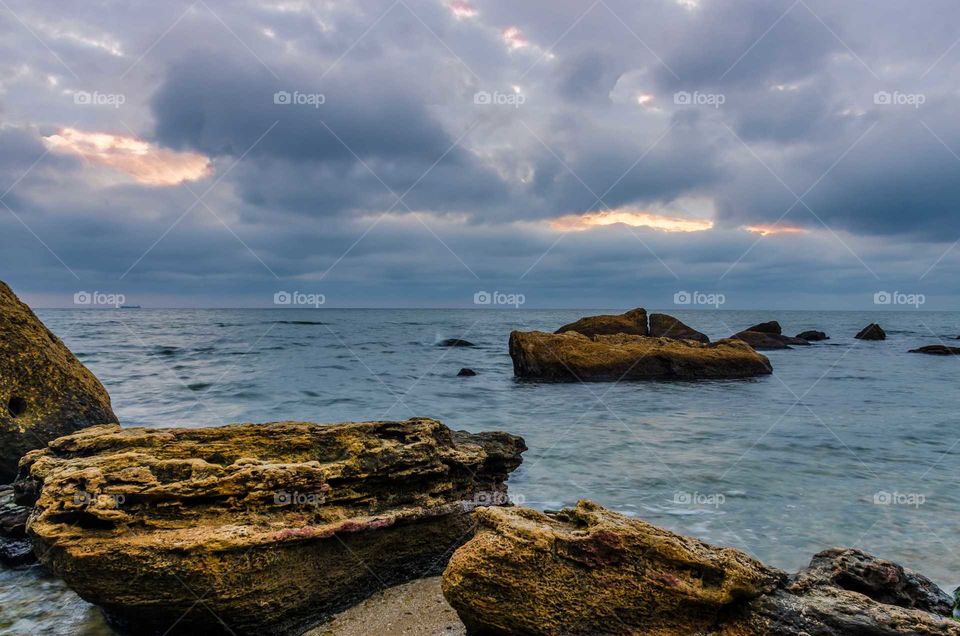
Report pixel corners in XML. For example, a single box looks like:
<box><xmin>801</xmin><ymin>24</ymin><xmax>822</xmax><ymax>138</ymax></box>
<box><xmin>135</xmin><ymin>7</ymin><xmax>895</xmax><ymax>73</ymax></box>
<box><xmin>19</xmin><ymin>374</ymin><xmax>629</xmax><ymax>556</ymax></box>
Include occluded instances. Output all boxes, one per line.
<box><xmin>18</xmin><ymin>417</ymin><xmax>526</xmax><ymax>635</ymax></box>
<box><xmin>442</xmin><ymin>503</ymin><xmax>959</xmax><ymax>636</ymax></box>
<box><xmin>555</xmin><ymin>308</ymin><xmax>649</xmax><ymax>337</ymax></box>
<box><xmin>442</xmin><ymin>501</ymin><xmax>784</xmax><ymax>635</ymax></box>
<box><xmin>509</xmin><ymin>331</ymin><xmax>772</xmax><ymax>381</ymax></box>
<box><xmin>0</xmin><ymin>281</ymin><xmax>116</xmax><ymax>482</ymax></box>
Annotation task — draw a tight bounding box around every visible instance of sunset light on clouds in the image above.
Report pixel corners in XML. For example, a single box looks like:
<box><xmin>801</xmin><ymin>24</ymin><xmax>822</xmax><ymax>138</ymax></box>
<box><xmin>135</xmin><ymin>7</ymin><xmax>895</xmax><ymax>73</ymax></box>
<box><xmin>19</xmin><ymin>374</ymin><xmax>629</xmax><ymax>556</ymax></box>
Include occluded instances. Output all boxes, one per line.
<box><xmin>43</xmin><ymin>128</ymin><xmax>211</xmax><ymax>187</ymax></box>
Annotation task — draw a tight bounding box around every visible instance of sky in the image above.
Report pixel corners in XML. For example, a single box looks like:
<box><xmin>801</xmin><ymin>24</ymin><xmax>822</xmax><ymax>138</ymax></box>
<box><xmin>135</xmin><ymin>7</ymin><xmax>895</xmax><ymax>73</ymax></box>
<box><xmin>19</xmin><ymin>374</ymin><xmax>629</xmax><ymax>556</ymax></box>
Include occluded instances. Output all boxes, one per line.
<box><xmin>1</xmin><ymin>0</ymin><xmax>959</xmax><ymax>309</ymax></box>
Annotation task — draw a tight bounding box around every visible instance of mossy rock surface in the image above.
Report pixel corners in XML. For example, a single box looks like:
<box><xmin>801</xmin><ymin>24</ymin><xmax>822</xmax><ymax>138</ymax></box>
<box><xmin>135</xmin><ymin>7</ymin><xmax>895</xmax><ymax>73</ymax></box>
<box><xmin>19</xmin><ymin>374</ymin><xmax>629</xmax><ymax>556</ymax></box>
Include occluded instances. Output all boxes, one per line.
<box><xmin>0</xmin><ymin>282</ymin><xmax>116</xmax><ymax>482</ymax></box>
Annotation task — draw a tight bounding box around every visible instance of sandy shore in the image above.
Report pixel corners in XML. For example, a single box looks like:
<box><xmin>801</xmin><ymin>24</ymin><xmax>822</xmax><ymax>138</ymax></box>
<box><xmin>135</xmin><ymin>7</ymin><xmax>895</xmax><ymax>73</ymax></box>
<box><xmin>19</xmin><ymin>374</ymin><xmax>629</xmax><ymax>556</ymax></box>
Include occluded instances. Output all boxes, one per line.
<box><xmin>306</xmin><ymin>577</ymin><xmax>465</xmax><ymax>636</ymax></box>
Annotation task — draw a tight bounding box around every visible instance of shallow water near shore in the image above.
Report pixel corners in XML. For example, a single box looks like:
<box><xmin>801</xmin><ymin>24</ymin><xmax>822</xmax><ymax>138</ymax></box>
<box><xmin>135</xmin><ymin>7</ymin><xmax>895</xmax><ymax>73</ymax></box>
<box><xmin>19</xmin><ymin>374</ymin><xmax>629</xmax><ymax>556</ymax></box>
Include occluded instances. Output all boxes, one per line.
<box><xmin>4</xmin><ymin>308</ymin><xmax>960</xmax><ymax>634</ymax></box>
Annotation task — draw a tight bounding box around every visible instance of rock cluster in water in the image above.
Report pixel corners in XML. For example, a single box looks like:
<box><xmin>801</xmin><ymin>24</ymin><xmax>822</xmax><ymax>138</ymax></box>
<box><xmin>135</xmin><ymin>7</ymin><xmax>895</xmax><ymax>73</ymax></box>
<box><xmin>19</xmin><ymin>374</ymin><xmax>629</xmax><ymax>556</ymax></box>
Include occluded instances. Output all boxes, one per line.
<box><xmin>856</xmin><ymin>323</ymin><xmax>887</xmax><ymax>340</ymax></box>
<box><xmin>17</xmin><ymin>418</ymin><xmax>525</xmax><ymax>635</ymax></box>
<box><xmin>731</xmin><ymin>321</ymin><xmax>813</xmax><ymax>350</ymax></box>
<box><xmin>0</xmin><ymin>282</ymin><xmax>117</xmax><ymax>482</ymax></box>
<box><xmin>510</xmin><ymin>331</ymin><xmax>772</xmax><ymax>381</ymax></box>
<box><xmin>442</xmin><ymin>501</ymin><xmax>960</xmax><ymax>635</ymax></box>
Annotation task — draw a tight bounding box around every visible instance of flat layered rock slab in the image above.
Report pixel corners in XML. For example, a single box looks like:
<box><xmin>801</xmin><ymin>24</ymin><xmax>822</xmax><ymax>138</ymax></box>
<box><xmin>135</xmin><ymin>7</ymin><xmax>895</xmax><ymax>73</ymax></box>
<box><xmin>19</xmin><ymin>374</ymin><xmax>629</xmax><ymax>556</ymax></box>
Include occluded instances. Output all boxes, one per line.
<box><xmin>18</xmin><ymin>418</ymin><xmax>525</xmax><ymax>636</ymax></box>
<box><xmin>509</xmin><ymin>331</ymin><xmax>772</xmax><ymax>381</ymax></box>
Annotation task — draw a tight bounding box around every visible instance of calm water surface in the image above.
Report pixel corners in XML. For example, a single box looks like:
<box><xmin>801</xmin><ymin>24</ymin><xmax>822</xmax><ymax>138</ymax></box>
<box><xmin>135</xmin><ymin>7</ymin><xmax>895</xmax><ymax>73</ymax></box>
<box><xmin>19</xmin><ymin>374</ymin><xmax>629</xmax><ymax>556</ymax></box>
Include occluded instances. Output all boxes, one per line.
<box><xmin>3</xmin><ymin>309</ymin><xmax>959</xmax><ymax>634</ymax></box>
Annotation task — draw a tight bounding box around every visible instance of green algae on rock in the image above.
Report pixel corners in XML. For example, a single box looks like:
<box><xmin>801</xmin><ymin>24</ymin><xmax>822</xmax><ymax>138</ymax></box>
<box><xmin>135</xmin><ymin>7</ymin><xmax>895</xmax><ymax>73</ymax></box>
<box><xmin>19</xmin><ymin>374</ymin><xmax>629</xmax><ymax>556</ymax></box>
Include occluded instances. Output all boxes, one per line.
<box><xmin>18</xmin><ymin>417</ymin><xmax>525</xmax><ymax>636</ymax></box>
<box><xmin>0</xmin><ymin>282</ymin><xmax>116</xmax><ymax>482</ymax></box>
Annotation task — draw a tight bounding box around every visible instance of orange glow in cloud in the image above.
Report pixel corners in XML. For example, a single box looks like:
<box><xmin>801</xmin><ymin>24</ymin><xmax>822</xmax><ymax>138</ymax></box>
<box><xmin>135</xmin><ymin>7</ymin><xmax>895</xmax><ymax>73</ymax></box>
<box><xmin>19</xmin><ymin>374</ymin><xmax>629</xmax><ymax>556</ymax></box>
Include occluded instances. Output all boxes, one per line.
<box><xmin>551</xmin><ymin>209</ymin><xmax>714</xmax><ymax>233</ymax></box>
<box><xmin>502</xmin><ymin>26</ymin><xmax>529</xmax><ymax>50</ymax></box>
<box><xmin>448</xmin><ymin>0</ymin><xmax>477</xmax><ymax>19</ymax></box>
<box><xmin>743</xmin><ymin>224</ymin><xmax>809</xmax><ymax>236</ymax></box>
<box><xmin>44</xmin><ymin>128</ymin><xmax>212</xmax><ymax>186</ymax></box>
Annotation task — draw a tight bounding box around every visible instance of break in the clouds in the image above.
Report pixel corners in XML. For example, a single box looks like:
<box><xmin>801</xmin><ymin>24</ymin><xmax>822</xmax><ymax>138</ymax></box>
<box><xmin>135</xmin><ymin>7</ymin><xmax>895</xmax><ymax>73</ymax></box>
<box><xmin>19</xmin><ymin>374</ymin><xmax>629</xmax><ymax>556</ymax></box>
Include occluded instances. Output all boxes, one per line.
<box><xmin>2</xmin><ymin>0</ymin><xmax>960</xmax><ymax>307</ymax></box>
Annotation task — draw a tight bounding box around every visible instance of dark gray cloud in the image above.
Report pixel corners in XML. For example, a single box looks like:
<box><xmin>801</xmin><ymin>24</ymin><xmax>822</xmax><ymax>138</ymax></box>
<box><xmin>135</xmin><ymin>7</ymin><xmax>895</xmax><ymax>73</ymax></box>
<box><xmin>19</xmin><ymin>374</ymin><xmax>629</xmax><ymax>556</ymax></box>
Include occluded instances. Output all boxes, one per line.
<box><xmin>1</xmin><ymin>0</ymin><xmax>960</xmax><ymax>307</ymax></box>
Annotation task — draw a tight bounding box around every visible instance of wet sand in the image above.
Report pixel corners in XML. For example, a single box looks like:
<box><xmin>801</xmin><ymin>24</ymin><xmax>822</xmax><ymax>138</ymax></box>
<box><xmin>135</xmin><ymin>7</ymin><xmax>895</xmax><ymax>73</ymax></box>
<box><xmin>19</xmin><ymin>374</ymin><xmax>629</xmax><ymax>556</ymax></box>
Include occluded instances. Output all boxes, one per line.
<box><xmin>306</xmin><ymin>577</ymin><xmax>465</xmax><ymax>636</ymax></box>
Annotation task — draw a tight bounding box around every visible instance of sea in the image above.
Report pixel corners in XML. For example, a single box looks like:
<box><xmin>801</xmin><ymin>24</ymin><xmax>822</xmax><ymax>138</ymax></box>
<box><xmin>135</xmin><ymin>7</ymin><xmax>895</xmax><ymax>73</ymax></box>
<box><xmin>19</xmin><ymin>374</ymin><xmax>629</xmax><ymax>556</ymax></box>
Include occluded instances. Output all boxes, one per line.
<box><xmin>3</xmin><ymin>308</ymin><xmax>959</xmax><ymax>634</ymax></box>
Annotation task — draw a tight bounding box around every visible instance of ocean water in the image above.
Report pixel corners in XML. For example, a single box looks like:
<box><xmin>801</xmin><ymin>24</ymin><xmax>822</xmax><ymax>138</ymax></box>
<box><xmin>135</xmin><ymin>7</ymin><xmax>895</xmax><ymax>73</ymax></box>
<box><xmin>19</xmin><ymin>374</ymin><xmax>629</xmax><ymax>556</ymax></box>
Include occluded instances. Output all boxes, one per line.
<box><xmin>3</xmin><ymin>308</ymin><xmax>960</xmax><ymax>634</ymax></box>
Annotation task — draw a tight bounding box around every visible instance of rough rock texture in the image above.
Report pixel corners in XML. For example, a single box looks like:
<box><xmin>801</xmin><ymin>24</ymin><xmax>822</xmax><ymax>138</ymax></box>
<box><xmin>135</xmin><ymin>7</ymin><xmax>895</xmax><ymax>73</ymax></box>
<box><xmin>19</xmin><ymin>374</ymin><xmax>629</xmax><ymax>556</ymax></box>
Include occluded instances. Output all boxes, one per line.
<box><xmin>442</xmin><ymin>501</ymin><xmax>785</xmax><ymax>635</ymax></box>
<box><xmin>648</xmin><ymin>313</ymin><xmax>710</xmax><ymax>343</ymax></box>
<box><xmin>443</xmin><ymin>503</ymin><xmax>960</xmax><ymax>636</ymax></box>
<box><xmin>0</xmin><ymin>484</ymin><xmax>33</xmax><ymax>566</ymax></box>
<box><xmin>796</xmin><ymin>330</ymin><xmax>829</xmax><ymax>341</ymax></box>
<box><xmin>910</xmin><ymin>345</ymin><xmax>960</xmax><ymax>355</ymax></box>
<box><xmin>856</xmin><ymin>323</ymin><xmax>887</xmax><ymax>340</ymax></box>
<box><xmin>18</xmin><ymin>418</ymin><xmax>526</xmax><ymax>636</ymax></box>
<box><xmin>509</xmin><ymin>331</ymin><xmax>772</xmax><ymax>381</ymax></box>
<box><xmin>0</xmin><ymin>281</ymin><xmax>117</xmax><ymax>482</ymax></box>
<box><xmin>554</xmin><ymin>308</ymin><xmax>649</xmax><ymax>338</ymax></box>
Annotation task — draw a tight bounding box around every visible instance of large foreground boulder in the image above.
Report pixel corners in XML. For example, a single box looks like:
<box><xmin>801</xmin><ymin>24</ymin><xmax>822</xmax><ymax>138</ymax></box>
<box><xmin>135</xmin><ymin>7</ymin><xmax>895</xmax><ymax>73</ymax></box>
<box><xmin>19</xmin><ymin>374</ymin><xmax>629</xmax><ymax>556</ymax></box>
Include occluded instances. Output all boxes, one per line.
<box><xmin>648</xmin><ymin>313</ymin><xmax>709</xmax><ymax>343</ymax></box>
<box><xmin>555</xmin><ymin>308</ymin><xmax>648</xmax><ymax>337</ymax></box>
<box><xmin>17</xmin><ymin>418</ymin><xmax>525</xmax><ymax>636</ymax></box>
<box><xmin>856</xmin><ymin>323</ymin><xmax>886</xmax><ymax>340</ymax></box>
<box><xmin>0</xmin><ymin>282</ymin><xmax>117</xmax><ymax>482</ymax></box>
<box><xmin>509</xmin><ymin>331</ymin><xmax>772</xmax><ymax>381</ymax></box>
<box><xmin>443</xmin><ymin>502</ymin><xmax>959</xmax><ymax>635</ymax></box>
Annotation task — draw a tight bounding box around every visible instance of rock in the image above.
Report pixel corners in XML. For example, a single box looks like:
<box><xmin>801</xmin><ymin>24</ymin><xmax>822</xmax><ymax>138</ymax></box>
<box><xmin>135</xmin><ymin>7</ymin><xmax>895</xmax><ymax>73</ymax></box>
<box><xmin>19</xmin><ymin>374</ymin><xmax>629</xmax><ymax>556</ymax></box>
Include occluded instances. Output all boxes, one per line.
<box><xmin>0</xmin><ymin>484</ymin><xmax>34</xmax><ymax>567</ymax></box>
<box><xmin>648</xmin><ymin>313</ymin><xmax>710</xmax><ymax>343</ymax></box>
<box><xmin>745</xmin><ymin>320</ymin><xmax>782</xmax><ymax>334</ymax></box>
<box><xmin>910</xmin><ymin>345</ymin><xmax>960</xmax><ymax>355</ymax></box>
<box><xmin>509</xmin><ymin>331</ymin><xmax>772</xmax><ymax>381</ymax></box>
<box><xmin>456</xmin><ymin>368</ymin><xmax>477</xmax><ymax>377</ymax></box>
<box><xmin>554</xmin><ymin>308</ymin><xmax>649</xmax><ymax>337</ymax></box>
<box><xmin>442</xmin><ymin>501</ymin><xmax>785</xmax><ymax>635</ymax></box>
<box><xmin>18</xmin><ymin>417</ymin><xmax>526</xmax><ymax>636</ymax></box>
<box><xmin>443</xmin><ymin>502</ymin><xmax>960</xmax><ymax>636</ymax></box>
<box><xmin>733</xmin><ymin>322</ymin><xmax>811</xmax><ymax>350</ymax></box>
<box><xmin>856</xmin><ymin>323</ymin><xmax>886</xmax><ymax>340</ymax></box>
<box><xmin>796</xmin><ymin>330</ymin><xmax>829</xmax><ymax>341</ymax></box>
<box><xmin>439</xmin><ymin>339</ymin><xmax>475</xmax><ymax>347</ymax></box>
<box><xmin>0</xmin><ymin>281</ymin><xmax>117</xmax><ymax>482</ymax></box>
<box><xmin>732</xmin><ymin>330</ymin><xmax>793</xmax><ymax>350</ymax></box>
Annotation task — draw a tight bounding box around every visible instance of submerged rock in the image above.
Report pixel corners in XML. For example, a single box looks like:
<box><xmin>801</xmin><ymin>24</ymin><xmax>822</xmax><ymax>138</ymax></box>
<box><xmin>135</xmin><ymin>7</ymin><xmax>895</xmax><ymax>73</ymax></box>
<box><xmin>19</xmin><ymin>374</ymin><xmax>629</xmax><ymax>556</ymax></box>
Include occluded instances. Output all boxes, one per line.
<box><xmin>0</xmin><ymin>281</ymin><xmax>117</xmax><ymax>482</ymax></box>
<box><xmin>856</xmin><ymin>323</ymin><xmax>886</xmax><ymax>340</ymax></box>
<box><xmin>554</xmin><ymin>308</ymin><xmax>649</xmax><ymax>337</ymax></box>
<box><xmin>509</xmin><ymin>331</ymin><xmax>772</xmax><ymax>381</ymax></box>
<box><xmin>648</xmin><ymin>313</ymin><xmax>710</xmax><ymax>343</ymax></box>
<box><xmin>443</xmin><ymin>502</ymin><xmax>959</xmax><ymax>636</ymax></box>
<box><xmin>18</xmin><ymin>418</ymin><xmax>525</xmax><ymax>636</ymax></box>
<box><xmin>0</xmin><ymin>485</ymin><xmax>33</xmax><ymax>566</ymax></box>
<box><xmin>796</xmin><ymin>330</ymin><xmax>829</xmax><ymax>341</ymax></box>
<box><xmin>456</xmin><ymin>368</ymin><xmax>477</xmax><ymax>376</ymax></box>
<box><xmin>909</xmin><ymin>345</ymin><xmax>960</xmax><ymax>355</ymax></box>
<box><xmin>439</xmin><ymin>339</ymin><xmax>475</xmax><ymax>347</ymax></box>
